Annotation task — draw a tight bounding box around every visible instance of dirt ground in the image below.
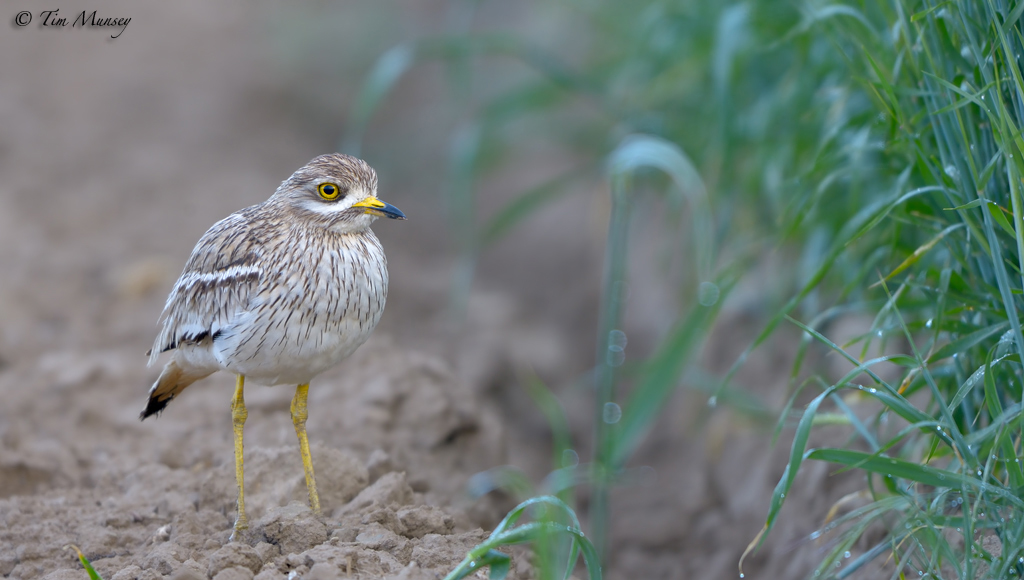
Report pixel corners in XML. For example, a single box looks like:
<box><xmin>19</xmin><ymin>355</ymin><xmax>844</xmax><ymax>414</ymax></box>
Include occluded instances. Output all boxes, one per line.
<box><xmin>0</xmin><ymin>2</ymin><xmax>866</xmax><ymax>579</ymax></box>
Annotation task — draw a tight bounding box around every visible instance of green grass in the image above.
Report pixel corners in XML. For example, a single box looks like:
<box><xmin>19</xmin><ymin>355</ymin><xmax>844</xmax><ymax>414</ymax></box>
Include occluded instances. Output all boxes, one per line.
<box><xmin>68</xmin><ymin>545</ymin><xmax>104</xmax><ymax>580</ymax></box>
<box><xmin>739</xmin><ymin>1</ymin><xmax>1024</xmax><ymax>578</ymax></box>
<box><xmin>443</xmin><ymin>496</ymin><xmax>600</xmax><ymax>580</ymax></box>
<box><xmin>339</xmin><ymin>0</ymin><xmax>902</xmax><ymax>576</ymax></box>
<box><xmin>337</xmin><ymin>0</ymin><xmax>1024</xmax><ymax>578</ymax></box>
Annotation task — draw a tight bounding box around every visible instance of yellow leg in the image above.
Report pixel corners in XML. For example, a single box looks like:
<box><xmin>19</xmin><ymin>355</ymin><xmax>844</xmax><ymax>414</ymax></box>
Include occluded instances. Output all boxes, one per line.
<box><xmin>291</xmin><ymin>383</ymin><xmax>321</xmax><ymax>514</ymax></box>
<box><xmin>230</xmin><ymin>375</ymin><xmax>249</xmax><ymax>536</ymax></box>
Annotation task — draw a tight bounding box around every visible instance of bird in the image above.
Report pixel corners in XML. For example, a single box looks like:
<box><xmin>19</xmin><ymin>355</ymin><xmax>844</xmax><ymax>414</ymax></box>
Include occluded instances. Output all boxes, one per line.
<box><xmin>140</xmin><ymin>153</ymin><xmax>405</xmax><ymax>536</ymax></box>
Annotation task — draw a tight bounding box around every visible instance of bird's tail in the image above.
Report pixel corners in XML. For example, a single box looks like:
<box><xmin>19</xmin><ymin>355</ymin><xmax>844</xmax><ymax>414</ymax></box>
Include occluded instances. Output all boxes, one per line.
<box><xmin>140</xmin><ymin>359</ymin><xmax>213</xmax><ymax>420</ymax></box>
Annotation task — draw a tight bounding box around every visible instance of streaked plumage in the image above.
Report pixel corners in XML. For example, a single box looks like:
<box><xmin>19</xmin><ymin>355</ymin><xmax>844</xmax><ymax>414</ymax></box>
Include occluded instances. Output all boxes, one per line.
<box><xmin>140</xmin><ymin>153</ymin><xmax>405</xmax><ymax>533</ymax></box>
<box><xmin>142</xmin><ymin>153</ymin><xmax>401</xmax><ymax>416</ymax></box>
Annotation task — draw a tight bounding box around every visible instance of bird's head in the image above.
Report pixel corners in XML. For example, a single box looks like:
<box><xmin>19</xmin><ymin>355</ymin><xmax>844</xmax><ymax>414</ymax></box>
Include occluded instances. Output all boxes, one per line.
<box><xmin>272</xmin><ymin>153</ymin><xmax>406</xmax><ymax>234</ymax></box>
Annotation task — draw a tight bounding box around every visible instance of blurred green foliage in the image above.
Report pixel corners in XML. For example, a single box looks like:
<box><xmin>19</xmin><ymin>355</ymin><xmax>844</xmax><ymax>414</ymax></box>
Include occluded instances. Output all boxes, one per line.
<box><xmin>344</xmin><ymin>0</ymin><xmax>893</xmax><ymax>306</ymax></box>
<box><xmin>340</xmin><ymin>0</ymin><xmax>1024</xmax><ymax>578</ymax></box>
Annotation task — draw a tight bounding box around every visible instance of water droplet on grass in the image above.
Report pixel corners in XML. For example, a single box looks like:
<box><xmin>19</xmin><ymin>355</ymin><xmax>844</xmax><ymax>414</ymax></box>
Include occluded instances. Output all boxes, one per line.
<box><xmin>609</xmin><ymin>329</ymin><xmax>627</xmax><ymax>348</ymax></box>
<box><xmin>603</xmin><ymin>402</ymin><xmax>622</xmax><ymax>424</ymax></box>
<box><xmin>708</xmin><ymin>396</ymin><xmax>717</xmax><ymax>408</ymax></box>
<box><xmin>698</xmin><ymin>281</ymin><xmax>720</xmax><ymax>306</ymax></box>
<box><xmin>562</xmin><ymin>449</ymin><xmax>579</xmax><ymax>467</ymax></box>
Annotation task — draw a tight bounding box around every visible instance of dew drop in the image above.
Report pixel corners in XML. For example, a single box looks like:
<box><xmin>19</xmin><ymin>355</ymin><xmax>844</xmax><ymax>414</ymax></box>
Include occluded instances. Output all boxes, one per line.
<box><xmin>608</xmin><ymin>329</ymin><xmax>627</xmax><ymax>349</ymax></box>
<box><xmin>603</xmin><ymin>402</ymin><xmax>622</xmax><ymax>424</ymax></box>
<box><xmin>562</xmin><ymin>448</ymin><xmax>580</xmax><ymax>468</ymax></box>
<box><xmin>944</xmin><ymin>165</ymin><xmax>960</xmax><ymax>179</ymax></box>
<box><xmin>708</xmin><ymin>396</ymin><xmax>718</xmax><ymax>408</ymax></box>
<box><xmin>698</xmin><ymin>281</ymin><xmax>720</xmax><ymax>306</ymax></box>
<box><xmin>844</xmin><ymin>551</ymin><xmax>851</xmax><ymax>559</ymax></box>
<box><xmin>606</xmin><ymin>345</ymin><xmax>626</xmax><ymax>367</ymax></box>
<box><xmin>925</xmin><ymin>318</ymin><xmax>933</xmax><ymax>328</ymax></box>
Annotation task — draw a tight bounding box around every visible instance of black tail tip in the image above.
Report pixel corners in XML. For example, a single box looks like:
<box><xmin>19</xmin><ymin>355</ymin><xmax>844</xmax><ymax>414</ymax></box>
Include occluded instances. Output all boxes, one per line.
<box><xmin>139</xmin><ymin>395</ymin><xmax>172</xmax><ymax>421</ymax></box>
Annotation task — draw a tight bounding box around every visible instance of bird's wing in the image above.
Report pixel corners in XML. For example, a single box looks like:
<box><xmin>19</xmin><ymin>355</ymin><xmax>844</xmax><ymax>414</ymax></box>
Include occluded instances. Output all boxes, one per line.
<box><xmin>149</xmin><ymin>210</ymin><xmax>266</xmax><ymax>364</ymax></box>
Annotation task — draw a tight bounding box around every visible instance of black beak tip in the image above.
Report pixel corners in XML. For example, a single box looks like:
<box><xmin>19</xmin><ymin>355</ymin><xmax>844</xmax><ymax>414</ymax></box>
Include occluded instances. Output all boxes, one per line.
<box><xmin>383</xmin><ymin>202</ymin><xmax>407</xmax><ymax>220</ymax></box>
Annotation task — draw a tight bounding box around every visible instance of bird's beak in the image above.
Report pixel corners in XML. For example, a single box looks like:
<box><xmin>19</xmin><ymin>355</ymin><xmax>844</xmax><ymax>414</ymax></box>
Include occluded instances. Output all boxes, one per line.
<box><xmin>352</xmin><ymin>197</ymin><xmax>406</xmax><ymax>220</ymax></box>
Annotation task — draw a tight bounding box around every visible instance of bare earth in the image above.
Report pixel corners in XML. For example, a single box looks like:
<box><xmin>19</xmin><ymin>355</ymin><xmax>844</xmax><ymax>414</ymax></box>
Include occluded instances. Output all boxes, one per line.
<box><xmin>0</xmin><ymin>2</ymin><xmax>863</xmax><ymax>579</ymax></box>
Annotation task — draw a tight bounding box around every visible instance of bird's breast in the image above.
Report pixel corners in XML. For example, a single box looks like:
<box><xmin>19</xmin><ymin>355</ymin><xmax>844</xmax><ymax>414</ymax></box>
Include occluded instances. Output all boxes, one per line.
<box><xmin>213</xmin><ymin>229</ymin><xmax>389</xmax><ymax>385</ymax></box>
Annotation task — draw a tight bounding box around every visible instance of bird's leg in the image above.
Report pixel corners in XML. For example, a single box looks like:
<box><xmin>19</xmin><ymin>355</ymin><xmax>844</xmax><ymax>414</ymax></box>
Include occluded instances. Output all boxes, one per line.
<box><xmin>291</xmin><ymin>383</ymin><xmax>321</xmax><ymax>514</ymax></box>
<box><xmin>230</xmin><ymin>375</ymin><xmax>249</xmax><ymax>536</ymax></box>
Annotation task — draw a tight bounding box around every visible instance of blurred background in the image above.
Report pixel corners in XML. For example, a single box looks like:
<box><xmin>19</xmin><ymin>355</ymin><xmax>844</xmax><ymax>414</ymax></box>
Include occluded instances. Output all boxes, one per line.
<box><xmin>0</xmin><ymin>1</ymin><xmax>962</xmax><ymax>579</ymax></box>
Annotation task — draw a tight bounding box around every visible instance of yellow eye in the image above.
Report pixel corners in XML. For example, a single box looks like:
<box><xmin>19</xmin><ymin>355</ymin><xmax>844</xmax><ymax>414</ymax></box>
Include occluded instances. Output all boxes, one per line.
<box><xmin>318</xmin><ymin>182</ymin><xmax>342</xmax><ymax>200</ymax></box>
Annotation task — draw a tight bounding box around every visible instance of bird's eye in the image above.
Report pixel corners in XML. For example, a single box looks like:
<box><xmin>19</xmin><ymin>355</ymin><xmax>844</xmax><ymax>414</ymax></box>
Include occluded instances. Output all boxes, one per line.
<box><xmin>318</xmin><ymin>182</ymin><xmax>343</xmax><ymax>200</ymax></box>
